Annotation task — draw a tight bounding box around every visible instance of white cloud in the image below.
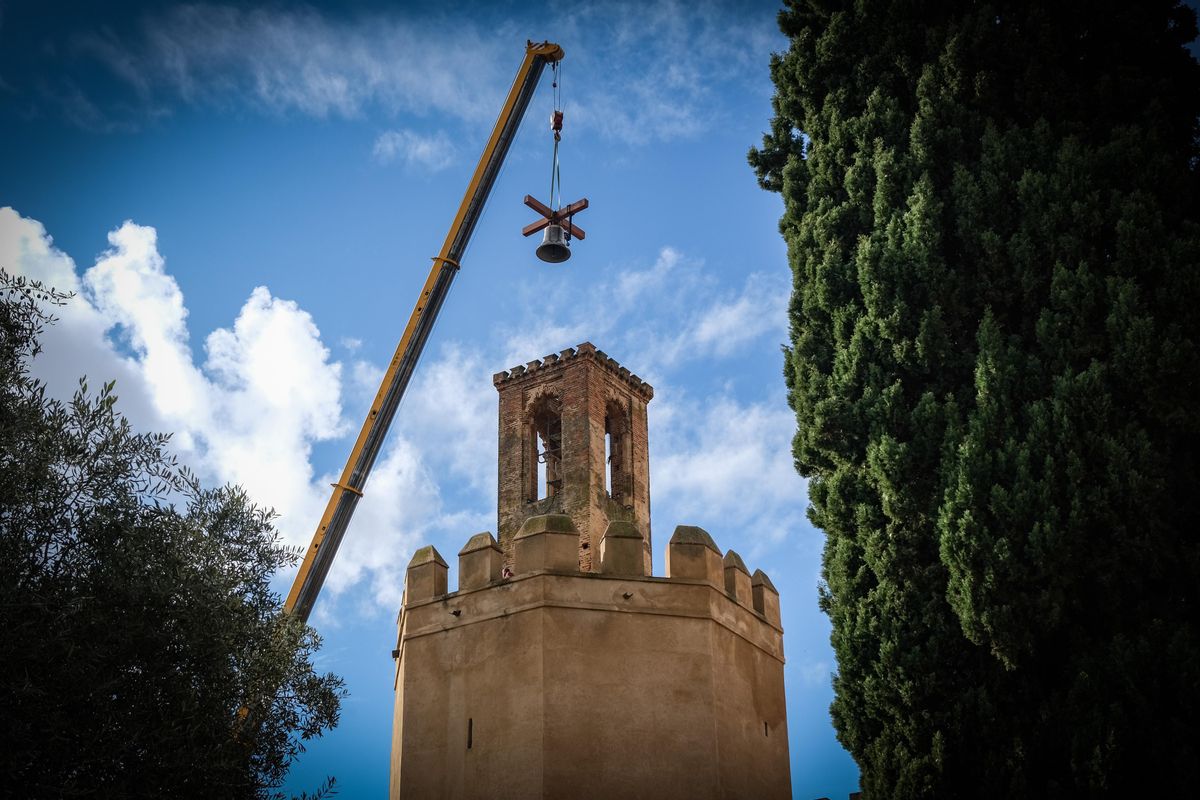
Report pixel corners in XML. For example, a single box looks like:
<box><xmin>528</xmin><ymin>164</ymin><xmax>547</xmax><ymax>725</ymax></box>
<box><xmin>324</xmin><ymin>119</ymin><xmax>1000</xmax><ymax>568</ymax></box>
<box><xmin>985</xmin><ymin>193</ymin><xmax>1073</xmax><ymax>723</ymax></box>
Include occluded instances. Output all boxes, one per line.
<box><xmin>373</xmin><ymin>129</ymin><xmax>456</xmax><ymax>171</ymax></box>
<box><xmin>2</xmin><ymin>205</ymin><xmax>799</xmax><ymax>616</ymax></box>
<box><xmin>613</xmin><ymin>245</ymin><xmax>689</xmax><ymax>310</ymax></box>
<box><xmin>499</xmin><ymin>318</ymin><xmax>597</xmax><ymax>370</ymax></box>
<box><xmin>506</xmin><ymin>245</ymin><xmax>787</xmax><ymax>374</ymax></box>
<box><xmin>685</xmin><ymin>271</ymin><xmax>789</xmax><ymax>359</ymax></box>
<box><xmin>320</xmin><ymin>436</ymin><xmax>441</xmax><ymax>611</ymax></box>
<box><xmin>398</xmin><ymin>343</ymin><xmax>496</xmax><ymax>494</ymax></box>
<box><xmin>197</xmin><ymin>286</ymin><xmax>346</xmax><ymax>536</ymax></box>
<box><xmin>1</xmin><ymin>206</ymin><xmax>426</xmax><ymax>612</ymax></box>
<box><xmin>564</xmin><ymin>1</ymin><xmax>783</xmax><ymax>144</ymax></box>
<box><xmin>79</xmin><ymin>5</ymin><xmax>515</xmax><ymax>124</ymax></box>
<box><xmin>58</xmin><ymin>2</ymin><xmax>783</xmax><ymax>145</ymax></box>
<box><xmin>650</xmin><ymin>391</ymin><xmax>805</xmax><ymax>559</ymax></box>
<box><xmin>349</xmin><ymin>358</ymin><xmax>384</xmax><ymax>404</ymax></box>
<box><xmin>84</xmin><ymin>221</ymin><xmax>208</xmax><ymax>423</ymax></box>
<box><xmin>0</xmin><ymin>209</ymin><xmax>164</xmax><ymax>429</ymax></box>
<box><xmin>797</xmin><ymin>659</ymin><xmax>832</xmax><ymax>688</ymax></box>
<box><xmin>622</xmin><ymin>249</ymin><xmax>787</xmax><ymax>368</ymax></box>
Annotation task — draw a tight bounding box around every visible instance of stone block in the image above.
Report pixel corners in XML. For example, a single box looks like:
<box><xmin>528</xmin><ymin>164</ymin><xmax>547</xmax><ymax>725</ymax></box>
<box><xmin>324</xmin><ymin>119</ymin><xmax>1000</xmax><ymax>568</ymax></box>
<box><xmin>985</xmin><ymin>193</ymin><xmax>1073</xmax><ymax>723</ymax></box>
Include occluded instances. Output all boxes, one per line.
<box><xmin>665</xmin><ymin>525</ymin><xmax>723</xmax><ymax>587</ymax></box>
<box><xmin>458</xmin><ymin>531</ymin><xmax>502</xmax><ymax>591</ymax></box>
<box><xmin>405</xmin><ymin>545</ymin><xmax>448</xmax><ymax>603</ymax></box>
<box><xmin>600</xmin><ymin>520</ymin><xmax>646</xmax><ymax>576</ymax></box>
<box><xmin>514</xmin><ymin>513</ymin><xmax>580</xmax><ymax>574</ymax></box>
<box><xmin>752</xmin><ymin>569</ymin><xmax>781</xmax><ymax>628</ymax></box>
<box><xmin>723</xmin><ymin>549</ymin><xmax>752</xmax><ymax>607</ymax></box>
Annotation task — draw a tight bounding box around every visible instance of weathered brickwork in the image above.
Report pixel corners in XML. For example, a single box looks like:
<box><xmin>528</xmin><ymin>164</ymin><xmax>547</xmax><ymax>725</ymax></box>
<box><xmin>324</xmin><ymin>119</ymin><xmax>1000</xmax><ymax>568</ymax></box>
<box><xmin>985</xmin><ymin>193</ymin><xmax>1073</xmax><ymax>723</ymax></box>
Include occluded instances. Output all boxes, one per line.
<box><xmin>493</xmin><ymin>342</ymin><xmax>653</xmax><ymax>572</ymax></box>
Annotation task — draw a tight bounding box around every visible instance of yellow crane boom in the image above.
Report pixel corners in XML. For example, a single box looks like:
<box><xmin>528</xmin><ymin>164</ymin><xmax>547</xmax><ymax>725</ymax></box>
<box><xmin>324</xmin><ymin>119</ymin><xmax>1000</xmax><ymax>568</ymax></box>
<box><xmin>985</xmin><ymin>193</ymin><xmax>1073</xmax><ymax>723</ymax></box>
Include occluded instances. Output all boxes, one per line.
<box><xmin>284</xmin><ymin>40</ymin><xmax>565</xmax><ymax>623</ymax></box>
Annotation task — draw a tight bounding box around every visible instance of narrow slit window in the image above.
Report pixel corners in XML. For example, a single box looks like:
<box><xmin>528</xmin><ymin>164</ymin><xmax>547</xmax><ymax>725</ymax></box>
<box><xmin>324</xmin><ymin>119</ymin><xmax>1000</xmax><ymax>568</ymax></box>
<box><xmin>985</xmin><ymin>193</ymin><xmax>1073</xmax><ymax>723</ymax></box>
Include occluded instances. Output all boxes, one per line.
<box><xmin>604</xmin><ymin>430</ymin><xmax>612</xmax><ymax>495</ymax></box>
<box><xmin>467</xmin><ymin>718</ymin><xmax>473</xmax><ymax>749</ymax></box>
<box><xmin>604</xmin><ymin>401</ymin><xmax>629</xmax><ymax>504</ymax></box>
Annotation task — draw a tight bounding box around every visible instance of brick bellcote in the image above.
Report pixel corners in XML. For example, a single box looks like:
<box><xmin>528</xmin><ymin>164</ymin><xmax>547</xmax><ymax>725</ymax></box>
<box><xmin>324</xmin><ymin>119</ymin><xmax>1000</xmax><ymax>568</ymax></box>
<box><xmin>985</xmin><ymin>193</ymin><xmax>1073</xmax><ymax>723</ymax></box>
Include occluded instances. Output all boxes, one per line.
<box><xmin>493</xmin><ymin>342</ymin><xmax>653</xmax><ymax>573</ymax></box>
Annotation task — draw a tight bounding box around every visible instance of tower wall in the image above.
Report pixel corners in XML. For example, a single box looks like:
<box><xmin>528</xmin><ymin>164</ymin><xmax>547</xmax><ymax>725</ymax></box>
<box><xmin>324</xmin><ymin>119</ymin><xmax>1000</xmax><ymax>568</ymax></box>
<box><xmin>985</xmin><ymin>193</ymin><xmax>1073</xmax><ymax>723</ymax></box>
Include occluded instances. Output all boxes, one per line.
<box><xmin>390</xmin><ymin>522</ymin><xmax>790</xmax><ymax>800</ymax></box>
<box><xmin>392</xmin><ymin>342</ymin><xmax>791</xmax><ymax>798</ymax></box>
<box><xmin>495</xmin><ymin>343</ymin><xmax>652</xmax><ymax>573</ymax></box>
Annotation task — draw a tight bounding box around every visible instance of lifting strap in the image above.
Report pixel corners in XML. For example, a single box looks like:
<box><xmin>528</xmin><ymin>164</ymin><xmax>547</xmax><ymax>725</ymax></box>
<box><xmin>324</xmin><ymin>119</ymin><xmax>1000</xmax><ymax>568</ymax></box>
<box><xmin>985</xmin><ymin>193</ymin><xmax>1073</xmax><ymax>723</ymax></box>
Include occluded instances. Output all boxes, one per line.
<box><xmin>550</xmin><ymin>61</ymin><xmax>563</xmax><ymax>212</ymax></box>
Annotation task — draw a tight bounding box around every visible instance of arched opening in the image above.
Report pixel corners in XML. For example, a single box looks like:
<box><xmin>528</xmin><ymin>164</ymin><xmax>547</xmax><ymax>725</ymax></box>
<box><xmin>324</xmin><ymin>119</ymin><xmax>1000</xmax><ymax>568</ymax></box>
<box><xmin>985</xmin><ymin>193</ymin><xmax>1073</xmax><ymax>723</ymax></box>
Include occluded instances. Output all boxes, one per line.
<box><xmin>527</xmin><ymin>394</ymin><xmax>562</xmax><ymax>501</ymax></box>
<box><xmin>605</xmin><ymin>400</ymin><xmax>631</xmax><ymax>505</ymax></box>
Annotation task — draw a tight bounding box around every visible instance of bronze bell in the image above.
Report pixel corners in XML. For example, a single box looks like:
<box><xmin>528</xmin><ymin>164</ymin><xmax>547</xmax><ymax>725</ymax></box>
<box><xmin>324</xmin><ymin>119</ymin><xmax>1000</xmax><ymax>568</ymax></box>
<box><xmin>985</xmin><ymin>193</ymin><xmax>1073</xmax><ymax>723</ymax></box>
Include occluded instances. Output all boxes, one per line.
<box><xmin>536</xmin><ymin>224</ymin><xmax>571</xmax><ymax>263</ymax></box>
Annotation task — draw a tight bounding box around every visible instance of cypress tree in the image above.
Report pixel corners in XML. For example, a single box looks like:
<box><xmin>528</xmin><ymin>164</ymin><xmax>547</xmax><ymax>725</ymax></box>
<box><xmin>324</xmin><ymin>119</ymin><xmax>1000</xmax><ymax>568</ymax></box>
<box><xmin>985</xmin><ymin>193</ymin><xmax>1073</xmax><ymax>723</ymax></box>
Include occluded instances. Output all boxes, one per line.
<box><xmin>750</xmin><ymin>2</ymin><xmax>1200</xmax><ymax>796</ymax></box>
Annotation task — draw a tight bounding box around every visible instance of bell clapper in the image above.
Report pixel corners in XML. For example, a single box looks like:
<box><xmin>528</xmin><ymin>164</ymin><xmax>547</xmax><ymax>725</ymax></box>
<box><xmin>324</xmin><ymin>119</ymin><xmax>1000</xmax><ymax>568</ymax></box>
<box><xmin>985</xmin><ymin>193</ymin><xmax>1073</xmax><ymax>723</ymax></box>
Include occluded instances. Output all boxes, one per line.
<box><xmin>522</xmin><ymin>59</ymin><xmax>589</xmax><ymax>263</ymax></box>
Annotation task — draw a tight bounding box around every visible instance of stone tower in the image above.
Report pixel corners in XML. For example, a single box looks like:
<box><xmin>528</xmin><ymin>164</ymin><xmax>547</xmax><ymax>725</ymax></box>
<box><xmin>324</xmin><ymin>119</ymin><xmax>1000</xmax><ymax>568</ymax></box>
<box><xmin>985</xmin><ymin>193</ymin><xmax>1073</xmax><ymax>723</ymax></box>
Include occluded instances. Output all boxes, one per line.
<box><xmin>494</xmin><ymin>341</ymin><xmax>652</xmax><ymax>572</ymax></box>
<box><xmin>390</xmin><ymin>343</ymin><xmax>791</xmax><ymax>799</ymax></box>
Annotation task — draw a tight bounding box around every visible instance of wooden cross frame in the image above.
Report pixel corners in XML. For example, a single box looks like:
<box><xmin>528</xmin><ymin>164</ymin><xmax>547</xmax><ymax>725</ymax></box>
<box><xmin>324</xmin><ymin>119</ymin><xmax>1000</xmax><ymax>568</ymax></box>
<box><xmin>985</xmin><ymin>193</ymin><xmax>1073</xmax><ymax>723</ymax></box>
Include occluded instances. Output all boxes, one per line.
<box><xmin>522</xmin><ymin>195</ymin><xmax>589</xmax><ymax>241</ymax></box>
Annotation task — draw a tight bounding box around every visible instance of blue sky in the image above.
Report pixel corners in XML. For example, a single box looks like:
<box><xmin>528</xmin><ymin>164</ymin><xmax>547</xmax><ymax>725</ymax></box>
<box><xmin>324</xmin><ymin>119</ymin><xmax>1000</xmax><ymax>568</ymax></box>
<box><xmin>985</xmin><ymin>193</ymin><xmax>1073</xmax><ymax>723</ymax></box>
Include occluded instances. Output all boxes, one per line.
<box><xmin>0</xmin><ymin>1</ymin><xmax>860</xmax><ymax>796</ymax></box>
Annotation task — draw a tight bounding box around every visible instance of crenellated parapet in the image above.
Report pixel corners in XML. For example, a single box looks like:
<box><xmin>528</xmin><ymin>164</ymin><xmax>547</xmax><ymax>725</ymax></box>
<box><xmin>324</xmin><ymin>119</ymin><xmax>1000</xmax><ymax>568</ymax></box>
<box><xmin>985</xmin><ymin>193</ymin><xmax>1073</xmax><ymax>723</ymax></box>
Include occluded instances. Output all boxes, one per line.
<box><xmin>393</xmin><ymin>341</ymin><xmax>791</xmax><ymax>800</ymax></box>
<box><xmin>492</xmin><ymin>341</ymin><xmax>655</xmax><ymax>401</ymax></box>
<box><xmin>393</xmin><ymin>515</ymin><xmax>790</xmax><ymax>798</ymax></box>
<box><xmin>404</xmin><ymin>545</ymin><xmax>448</xmax><ymax>601</ymax></box>
<box><xmin>400</xmin><ymin>517</ymin><xmax>782</xmax><ymax>632</ymax></box>
<box><xmin>457</xmin><ymin>532</ymin><xmax>502</xmax><ymax>590</ymax></box>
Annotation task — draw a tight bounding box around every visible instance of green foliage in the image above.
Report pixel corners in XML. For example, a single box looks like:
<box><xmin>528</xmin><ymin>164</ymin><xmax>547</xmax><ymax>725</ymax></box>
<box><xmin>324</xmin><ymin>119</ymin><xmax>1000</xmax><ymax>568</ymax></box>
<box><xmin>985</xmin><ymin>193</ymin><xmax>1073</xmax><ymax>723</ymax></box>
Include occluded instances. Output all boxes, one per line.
<box><xmin>0</xmin><ymin>272</ymin><xmax>344</xmax><ymax>798</ymax></box>
<box><xmin>751</xmin><ymin>2</ymin><xmax>1200</xmax><ymax>796</ymax></box>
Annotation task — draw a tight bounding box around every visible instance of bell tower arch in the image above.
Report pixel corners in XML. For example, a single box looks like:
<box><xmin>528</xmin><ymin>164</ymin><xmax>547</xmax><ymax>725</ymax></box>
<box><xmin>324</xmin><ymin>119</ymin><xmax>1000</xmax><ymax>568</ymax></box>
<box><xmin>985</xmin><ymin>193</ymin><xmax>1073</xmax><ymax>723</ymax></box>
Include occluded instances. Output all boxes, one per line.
<box><xmin>494</xmin><ymin>342</ymin><xmax>653</xmax><ymax>572</ymax></box>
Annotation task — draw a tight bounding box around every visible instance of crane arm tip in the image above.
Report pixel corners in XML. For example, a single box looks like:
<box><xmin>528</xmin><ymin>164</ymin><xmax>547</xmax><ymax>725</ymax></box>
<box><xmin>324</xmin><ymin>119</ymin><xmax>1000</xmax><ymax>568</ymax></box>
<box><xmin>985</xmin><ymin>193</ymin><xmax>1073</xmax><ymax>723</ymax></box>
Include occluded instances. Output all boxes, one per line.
<box><xmin>527</xmin><ymin>40</ymin><xmax>564</xmax><ymax>61</ymax></box>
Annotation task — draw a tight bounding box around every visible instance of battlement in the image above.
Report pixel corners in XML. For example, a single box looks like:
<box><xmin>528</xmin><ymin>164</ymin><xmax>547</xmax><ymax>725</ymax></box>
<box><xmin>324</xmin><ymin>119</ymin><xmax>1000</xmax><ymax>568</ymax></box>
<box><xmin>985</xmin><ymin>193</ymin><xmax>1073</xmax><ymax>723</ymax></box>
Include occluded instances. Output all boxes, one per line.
<box><xmin>391</xmin><ymin>342</ymin><xmax>790</xmax><ymax>799</ymax></box>
<box><xmin>492</xmin><ymin>341</ymin><xmax>654</xmax><ymax>401</ymax></box>
<box><xmin>400</xmin><ymin>516</ymin><xmax>782</xmax><ymax>635</ymax></box>
<box><xmin>391</xmin><ymin>515</ymin><xmax>791</xmax><ymax>798</ymax></box>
